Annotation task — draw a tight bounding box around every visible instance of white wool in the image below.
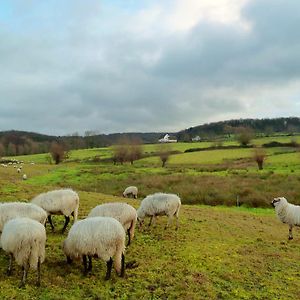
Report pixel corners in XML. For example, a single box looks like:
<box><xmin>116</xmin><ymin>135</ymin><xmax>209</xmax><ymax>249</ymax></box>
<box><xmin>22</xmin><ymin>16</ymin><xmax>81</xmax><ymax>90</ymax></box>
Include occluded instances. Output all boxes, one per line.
<box><xmin>0</xmin><ymin>202</ymin><xmax>47</xmax><ymax>232</ymax></box>
<box><xmin>1</xmin><ymin>217</ymin><xmax>46</xmax><ymax>270</ymax></box>
<box><xmin>137</xmin><ymin>193</ymin><xmax>181</xmax><ymax>219</ymax></box>
<box><xmin>123</xmin><ymin>186</ymin><xmax>138</xmax><ymax>198</ymax></box>
<box><xmin>88</xmin><ymin>202</ymin><xmax>137</xmax><ymax>241</ymax></box>
<box><xmin>63</xmin><ymin>217</ymin><xmax>125</xmax><ymax>274</ymax></box>
<box><xmin>22</xmin><ymin>174</ymin><xmax>27</xmax><ymax>180</ymax></box>
<box><xmin>31</xmin><ymin>189</ymin><xmax>79</xmax><ymax>220</ymax></box>
<box><xmin>274</xmin><ymin>197</ymin><xmax>300</xmax><ymax>225</ymax></box>
<box><xmin>137</xmin><ymin>193</ymin><xmax>181</xmax><ymax>229</ymax></box>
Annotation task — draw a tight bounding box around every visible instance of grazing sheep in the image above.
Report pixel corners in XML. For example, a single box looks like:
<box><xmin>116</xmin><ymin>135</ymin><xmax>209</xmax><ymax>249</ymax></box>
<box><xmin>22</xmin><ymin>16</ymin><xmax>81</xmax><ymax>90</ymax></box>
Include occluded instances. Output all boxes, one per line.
<box><xmin>63</xmin><ymin>217</ymin><xmax>125</xmax><ymax>280</ymax></box>
<box><xmin>17</xmin><ymin>168</ymin><xmax>21</xmax><ymax>173</ymax></box>
<box><xmin>1</xmin><ymin>217</ymin><xmax>46</xmax><ymax>287</ymax></box>
<box><xmin>272</xmin><ymin>197</ymin><xmax>300</xmax><ymax>240</ymax></box>
<box><xmin>0</xmin><ymin>202</ymin><xmax>47</xmax><ymax>233</ymax></box>
<box><xmin>31</xmin><ymin>189</ymin><xmax>79</xmax><ymax>233</ymax></box>
<box><xmin>123</xmin><ymin>186</ymin><xmax>138</xmax><ymax>199</ymax></box>
<box><xmin>22</xmin><ymin>174</ymin><xmax>27</xmax><ymax>180</ymax></box>
<box><xmin>88</xmin><ymin>202</ymin><xmax>137</xmax><ymax>246</ymax></box>
<box><xmin>137</xmin><ymin>193</ymin><xmax>181</xmax><ymax>230</ymax></box>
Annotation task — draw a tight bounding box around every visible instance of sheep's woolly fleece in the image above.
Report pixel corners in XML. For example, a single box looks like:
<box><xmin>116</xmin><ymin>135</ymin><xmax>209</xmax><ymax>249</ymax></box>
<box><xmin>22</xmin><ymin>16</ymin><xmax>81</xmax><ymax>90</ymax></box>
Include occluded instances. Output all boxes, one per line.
<box><xmin>0</xmin><ymin>202</ymin><xmax>47</xmax><ymax>232</ymax></box>
<box><xmin>1</xmin><ymin>217</ymin><xmax>46</xmax><ymax>269</ymax></box>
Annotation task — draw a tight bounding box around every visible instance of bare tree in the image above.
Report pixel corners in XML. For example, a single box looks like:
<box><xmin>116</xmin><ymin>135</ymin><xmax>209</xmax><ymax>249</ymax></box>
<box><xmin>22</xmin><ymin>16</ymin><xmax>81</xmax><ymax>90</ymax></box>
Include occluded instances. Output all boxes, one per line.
<box><xmin>157</xmin><ymin>144</ymin><xmax>172</xmax><ymax>167</ymax></box>
<box><xmin>236</xmin><ymin>127</ymin><xmax>254</xmax><ymax>146</ymax></box>
<box><xmin>112</xmin><ymin>140</ymin><xmax>129</xmax><ymax>165</ymax></box>
<box><xmin>253</xmin><ymin>148</ymin><xmax>266</xmax><ymax>170</ymax></box>
<box><xmin>50</xmin><ymin>142</ymin><xmax>68</xmax><ymax>164</ymax></box>
<box><xmin>127</xmin><ymin>139</ymin><xmax>143</xmax><ymax>165</ymax></box>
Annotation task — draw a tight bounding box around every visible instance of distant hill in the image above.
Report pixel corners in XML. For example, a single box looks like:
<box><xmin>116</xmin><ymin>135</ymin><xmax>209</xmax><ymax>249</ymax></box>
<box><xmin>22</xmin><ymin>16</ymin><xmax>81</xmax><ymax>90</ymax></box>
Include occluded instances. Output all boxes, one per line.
<box><xmin>1</xmin><ymin>117</ymin><xmax>300</xmax><ymax>156</ymax></box>
<box><xmin>177</xmin><ymin>117</ymin><xmax>300</xmax><ymax>141</ymax></box>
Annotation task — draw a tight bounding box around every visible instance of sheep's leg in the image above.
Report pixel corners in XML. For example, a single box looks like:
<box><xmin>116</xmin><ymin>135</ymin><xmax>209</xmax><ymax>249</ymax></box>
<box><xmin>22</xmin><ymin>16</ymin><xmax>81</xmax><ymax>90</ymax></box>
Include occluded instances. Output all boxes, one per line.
<box><xmin>66</xmin><ymin>256</ymin><xmax>72</xmax><ymax>264</ymax></box>
<box><xmin>148</xmin><ymin>216</ymin><xmax>153</xmax><ymax>227</ymax></box>
<box><xmin>36</xmin><ymin>258</ymin><xmax>41</xmax><ymax>287</ymax></box>
<box><xmin>105</xmin><ymin>258</ymin><xmax>113</xmax><ymax>280</ymax></box>
<box><xmin>48</xmin><ymin>215</ymin><xmax>55</xmax><ymax>231</ymax></box>
<box><xmin>176</xmin><ymin>214</ymin><xmax>179</xmax><ymax>231</ymax></box>
<box><xmin>82</xmin><ymin>255</ymin><xmax>88</xmax><ymax>275</ymax></box>
<box><xmin>289</xmin><ymin>225</ymin><xmax>293</xmax><ymax>240</ymax></box>
<box><xmin>120</xmin><ymin>253</ymin><xmax>125</xmax><ymax>278</ymax></box>
<box><xmin>61</xmin><ymin>216</ymin><xmax>70</xmax><ymax>233</ymax></box>
<box><xmin>19</xmin><ymin>264</ymin><xmax>29</xmax><ymax>288</ymax></box>
<box><xmin>7</xmin><ymin>253</ymin><xmax>13</xmax><ymax>275</ymax></box>
<box><xmin>165</xmin><ymin>215</ymin><xmax>173</xmax><ymax>230</ymax></box>
<box><xmin>127</xmin><ymin>228</ymin><xmax>131</xmax><ymax>246</ymax></box>
<box><xmin>88</xmin><ymin>256</ymin><xmax>92</xmax><ymax>271</ymax></box>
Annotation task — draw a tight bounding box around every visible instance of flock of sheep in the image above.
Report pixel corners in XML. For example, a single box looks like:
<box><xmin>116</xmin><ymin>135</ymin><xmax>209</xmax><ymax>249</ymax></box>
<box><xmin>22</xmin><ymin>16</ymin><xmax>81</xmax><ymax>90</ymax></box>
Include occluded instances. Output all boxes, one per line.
<box><xmin>0</xmin><ymin>186</ymin><xmax>181</xmax><ymax>287</ymax></box>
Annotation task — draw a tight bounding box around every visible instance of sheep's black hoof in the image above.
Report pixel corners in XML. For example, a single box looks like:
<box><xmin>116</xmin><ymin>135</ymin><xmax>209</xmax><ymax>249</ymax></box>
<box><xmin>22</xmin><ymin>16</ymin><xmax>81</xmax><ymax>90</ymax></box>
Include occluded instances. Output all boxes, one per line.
<box><xmin>104</xmin><ymin>275</ymin><xmax>110</xmax><ymax>281</ymax></box>
<box><xmin>288</xmin><ymin>236</ymin><xmax>293</xmax><ymax>240</ymax></box>
<box><xmin>19</xmin><ymin>282</ymin><xmax>25</xmax><ymax>289</ymax></box>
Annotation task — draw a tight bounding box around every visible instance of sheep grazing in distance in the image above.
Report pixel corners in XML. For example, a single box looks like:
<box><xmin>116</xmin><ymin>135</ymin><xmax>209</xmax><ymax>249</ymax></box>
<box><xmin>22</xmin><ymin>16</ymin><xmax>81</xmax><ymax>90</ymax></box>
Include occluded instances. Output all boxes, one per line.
<box><xmin>31</xmin><ymin>189</ymin><xmax>79</xmax><ymax>233</ymax></box>
<box><xmin>17</xmin><ymin>168</ymin><xmax>21</xmax><ymax>173</ymax></box>
<box><xmin>88</xmin><ymin>202</ymin><xmax>137</xmax><ymax>246</ymax></box>
<box><xmin>0</xmin><ymin>202</ymin><xmax>47</xmax><ymax>233</ymax></box>
<box><xmin>137</xmin><ymin>193</ymin><xmax>181</xmax><ymax>230</ymax></box>
<box><xmin>63</xmin><ymin>217</ymin><xmax>125</xmax><ymax>280</ymax></box>
<box><xmin>22</xmin><ymin>174</ymin><xmax>27</xmax><ymax>180</ymax></box>
<box><xmin>272</xmin><ymin>197</ymin><xmax>300</xmax><ymax>240</ymax></box>
<box><xmin>123</xmin><ymin>186</ymin><xmax>138</xmax><ymax>199</ymax></box>
<box><xmin>1</xmin><ymin>217</ymin><xmax>46</xmax><ymax>287</ymax></box>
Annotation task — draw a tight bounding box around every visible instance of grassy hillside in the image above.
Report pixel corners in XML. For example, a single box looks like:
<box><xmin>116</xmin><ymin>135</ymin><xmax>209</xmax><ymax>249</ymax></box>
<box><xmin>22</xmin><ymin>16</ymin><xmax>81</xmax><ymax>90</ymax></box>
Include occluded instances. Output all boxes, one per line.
<box><xmin>0</xmin><ymin>172</ymin><xmax>300</xmax><ymax>299</ymax></box>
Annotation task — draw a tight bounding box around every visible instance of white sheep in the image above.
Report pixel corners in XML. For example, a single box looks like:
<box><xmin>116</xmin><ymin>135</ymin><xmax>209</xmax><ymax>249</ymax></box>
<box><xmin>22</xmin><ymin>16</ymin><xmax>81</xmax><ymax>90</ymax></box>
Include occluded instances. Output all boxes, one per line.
<box><xmin>0</xmin><ymin>202</ymin><xmax>47</xmax><ymax>233</ymax></box>
<box><xmin>272</xmin><ymin>197</ymin><xmax>300</xmax><ymax>240</ymax></box>
<box><xmin>63</xmin><ymin>216</ymin><xmax>125</xmax><ymax>280</ymax></box>
<box><xmin>31</xmin><ymin>189</ymin><xmax>79</xmax><ymax>233</ymax></box>
<box><xmin>17</xmin><ymin>168</ymin><xmax>21</xmax><ymax>173</ymax></box>
<box><xmin>1</xmin><ymin>217</ymin><xmax>46</xmax><ymax>287</ymax></box>
<box><xmin>88</xmin><ymin>202</ymin><xmax>137</xmax><ymax>246</ymax></box>
<box><xmin>137</xmin><ymin>193</ymin><xmax>181</xmax><ymax>230</ymax></box>
<box><xmin>22</xmin><ymin>174</ymin><xmax>27</xmax><ymax>180</ymax></box>
<box><xmin>123</xmin><ymin>186</ymin><xmax>138</xmax><ymax>199</ymax></box>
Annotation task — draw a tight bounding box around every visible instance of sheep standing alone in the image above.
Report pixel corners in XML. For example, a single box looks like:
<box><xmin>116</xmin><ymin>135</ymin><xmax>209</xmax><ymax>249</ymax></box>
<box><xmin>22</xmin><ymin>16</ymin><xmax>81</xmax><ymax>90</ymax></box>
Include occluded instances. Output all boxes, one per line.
<box><xmin>63</xmin><ymin>217</ymin><xmax>125</xmax><ymax>280</ymax></box>
<box><xmin>272</xmin><ymin>197</ymin><xmax>300</xmax><ymax>240</ymax></box>
<box><xmin>88</xmin><ymin>202</ymin><xmax>137</xmax><ymax>246</ymax></box>
<box><xmin>137</xmin><ymin>193</ymin><xmax>181</xmax><ymax>230</ymax></box>
<box><xmin>31</xmin><ymin>189</ymin><xmax>79</xmax><ymax>233</ymax></box>
<box><xmin>123</xmin><ymin>186</ymin><xmax>138</xmax><ymax>199</ymax></box>
<box><xmin>0</xmin><ymin>202</ymin><xmax>47</xmax><ymax>233</ymax></box>
<box><xmin>1</xmin><ymin>217</ymin><xmax>46</xmax><ymax>287</ymax></box>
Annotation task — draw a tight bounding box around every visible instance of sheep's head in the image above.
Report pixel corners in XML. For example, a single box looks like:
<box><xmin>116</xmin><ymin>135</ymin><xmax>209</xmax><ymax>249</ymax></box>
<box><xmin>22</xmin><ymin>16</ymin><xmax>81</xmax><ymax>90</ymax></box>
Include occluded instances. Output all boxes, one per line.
<box><xmin>271</xmin><ymin>197</ymin><xmax>287</xmax><ymax>208</ymax></box>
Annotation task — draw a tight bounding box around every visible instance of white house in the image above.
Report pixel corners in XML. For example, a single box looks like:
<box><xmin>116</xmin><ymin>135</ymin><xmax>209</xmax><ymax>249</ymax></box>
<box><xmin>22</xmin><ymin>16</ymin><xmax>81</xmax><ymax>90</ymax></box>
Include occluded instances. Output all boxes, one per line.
<box><xmin>158</xmin><ymin>134</ymin><xmax>177</xmax><ymax>143</ymax></box>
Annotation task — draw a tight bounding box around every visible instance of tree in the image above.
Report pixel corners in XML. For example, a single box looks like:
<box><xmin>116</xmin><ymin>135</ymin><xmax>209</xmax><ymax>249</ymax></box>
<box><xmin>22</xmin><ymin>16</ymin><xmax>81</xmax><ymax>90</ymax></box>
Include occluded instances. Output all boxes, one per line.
<box><xmin>127</xmin><ymin>139</ymin><xmax>143</xmax><ymax>165</ymax></box>
<box><xmin>50</xmin><ymin>142</ymin><xmax>68</xmax><ymax>164</ymax></box>
<box><xmin>157</xmin><ymin>144</ymin><xmax>172</xmax><ymax>167</ymax></box>
<box><xmin>253</xmin><ymin>148</ymin><xmax>266</xmax><ymax>170</ymax></box>
<box><xmin>236</xmin><ymin>127</ymin><xmax>254</xmax><ymax>146</ymax></box>
<box><xmin>112</xmin><ymin>143</ymin><xmax>128</xmax><ymax>165</ymax></box>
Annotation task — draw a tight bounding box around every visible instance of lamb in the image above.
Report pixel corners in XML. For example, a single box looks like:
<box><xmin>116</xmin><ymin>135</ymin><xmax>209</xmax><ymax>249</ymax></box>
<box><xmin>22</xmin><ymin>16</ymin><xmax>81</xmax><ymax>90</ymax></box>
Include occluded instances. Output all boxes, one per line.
<box><xmin>137</xmin><ymin>193</ymin><xmax>181</xmax><ymax>230</ymax></box>
<box><xmin>0</xmin><ymin>217</ymin><xmax>46</xmax><ymax>287</ymax></box>
<box><xmin>0</xmin><ymin>202</ymin><xmax>47</xmax><ymax>233</ymax></box>
<box><xmin>62</xmin><ymin>216</ymin><xmax>125</xmax><ymax>280</ymax></box>
<box><xmin>123</xmin><ymin>186</ymin><xmax>138</xmax><ymax>199</ymax></box>
<box><xmin>87</xmin><ymin>202</ymin><xmax>137</xmax><ymax>246</ymax></box>
<box><xmin>31</xmin><ymin>188</ymin><xmax>79</xmax><ymax>233</ymax></box>
<box><xmin>272</xmin><ymin>197</ymin><xmax>300</xmax><ymax>240</ymax></box>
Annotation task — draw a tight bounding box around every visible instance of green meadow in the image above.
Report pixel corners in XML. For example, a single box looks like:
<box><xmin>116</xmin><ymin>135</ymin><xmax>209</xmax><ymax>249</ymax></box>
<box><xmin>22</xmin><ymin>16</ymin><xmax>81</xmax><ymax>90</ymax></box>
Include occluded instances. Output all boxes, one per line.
<box><xmin>0</xmin><ymin>135</ymin><xmax>300</xmax><ymax>299</ymax></box>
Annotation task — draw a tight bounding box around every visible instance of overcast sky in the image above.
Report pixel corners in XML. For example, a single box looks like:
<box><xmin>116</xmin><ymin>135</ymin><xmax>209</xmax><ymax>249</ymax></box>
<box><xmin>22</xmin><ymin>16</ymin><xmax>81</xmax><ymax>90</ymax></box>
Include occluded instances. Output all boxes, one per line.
<box><xmin>0</xmin><ymin>0</ymin><xmax>300</xmax><ymax>135</ymax></box>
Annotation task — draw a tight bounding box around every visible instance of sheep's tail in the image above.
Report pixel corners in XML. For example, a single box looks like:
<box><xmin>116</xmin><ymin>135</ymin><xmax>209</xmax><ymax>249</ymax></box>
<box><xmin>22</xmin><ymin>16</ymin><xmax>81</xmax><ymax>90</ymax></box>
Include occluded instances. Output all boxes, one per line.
<box><xmin>114</xmin><ymin>237</ymin><xmax>125</xmax><ymax>276</ymax></box>
<box><xmin>73</xmin><ymin>193</ymin><xmax>80</xmax><ymax>223</ymax></box>
<box><xmin>15</xmin><ymin>238</ymin><xmax>45</xmax><ymax>270</ymax></box>
<box><xmin>174</xmin><ymin>201</ymin><xmax>181</xmax><ymax>230</ymax></box>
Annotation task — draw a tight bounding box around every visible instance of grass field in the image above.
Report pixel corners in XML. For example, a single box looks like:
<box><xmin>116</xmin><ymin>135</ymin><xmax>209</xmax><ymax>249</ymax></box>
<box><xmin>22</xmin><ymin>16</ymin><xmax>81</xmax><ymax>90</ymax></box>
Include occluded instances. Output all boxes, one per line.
<box><xmin>0</xmin><ymin>135</ymin><xmax>300</xmax><ymax>299</ymax></box>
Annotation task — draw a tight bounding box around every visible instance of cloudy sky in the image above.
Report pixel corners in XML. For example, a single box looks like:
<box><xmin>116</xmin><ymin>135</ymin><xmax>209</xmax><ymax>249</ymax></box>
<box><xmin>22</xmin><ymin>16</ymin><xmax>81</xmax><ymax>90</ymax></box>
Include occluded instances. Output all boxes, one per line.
<box><xmin>0</xmin><ymin>0</ymin><xmax>300</xmax><ymax>135</ymax></box>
